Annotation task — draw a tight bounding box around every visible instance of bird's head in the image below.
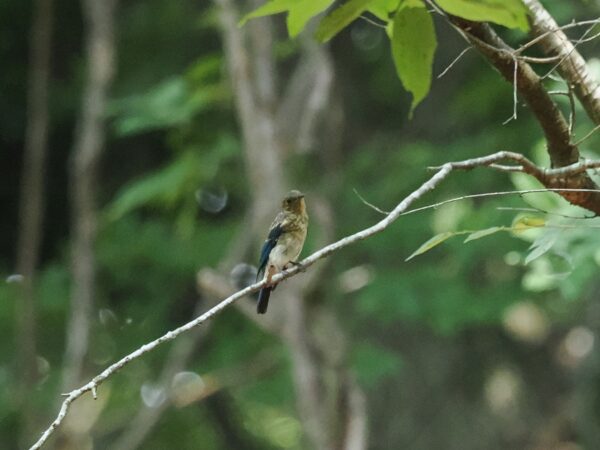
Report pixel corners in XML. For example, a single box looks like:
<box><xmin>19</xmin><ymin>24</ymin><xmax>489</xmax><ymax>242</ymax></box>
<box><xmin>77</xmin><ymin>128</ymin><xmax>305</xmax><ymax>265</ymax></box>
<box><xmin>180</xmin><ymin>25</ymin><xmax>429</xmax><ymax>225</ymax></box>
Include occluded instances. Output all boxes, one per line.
<box><xmin>282</xmin><ymin>190</ymin><xmax>306</xmax><ymax>214</ymax></box>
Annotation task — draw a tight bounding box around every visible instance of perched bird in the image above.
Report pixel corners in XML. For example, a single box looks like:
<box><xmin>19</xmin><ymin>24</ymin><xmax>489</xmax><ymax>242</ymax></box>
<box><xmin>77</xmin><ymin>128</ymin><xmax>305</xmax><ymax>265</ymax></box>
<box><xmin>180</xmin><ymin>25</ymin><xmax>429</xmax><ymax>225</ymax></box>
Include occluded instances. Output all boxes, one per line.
<box><xmin>256</xmin><ymin>190</ymin><xmax>308</xmax><ymax>314</ymax></box>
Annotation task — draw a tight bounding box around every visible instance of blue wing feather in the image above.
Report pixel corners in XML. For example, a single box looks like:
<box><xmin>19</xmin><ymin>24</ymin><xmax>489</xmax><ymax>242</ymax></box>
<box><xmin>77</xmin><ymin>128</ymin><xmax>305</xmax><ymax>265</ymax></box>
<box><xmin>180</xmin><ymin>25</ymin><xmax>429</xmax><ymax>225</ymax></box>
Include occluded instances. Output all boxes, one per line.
<box><xmin>257</xmin><ymin>224</ymin><xmax>283</xmax><ymax>280</ymax></box>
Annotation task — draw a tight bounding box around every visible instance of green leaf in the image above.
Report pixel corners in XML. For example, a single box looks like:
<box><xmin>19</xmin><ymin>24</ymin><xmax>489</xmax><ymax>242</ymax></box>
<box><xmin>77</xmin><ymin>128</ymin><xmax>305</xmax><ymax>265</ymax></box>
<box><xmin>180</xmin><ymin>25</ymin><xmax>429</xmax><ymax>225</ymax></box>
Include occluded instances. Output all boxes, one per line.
<box><xmin>436</xmin><ymin>0</ymin><xmax>529</xmax><ymax>31</ymax></box>
<box><xmin>353</xmin><ymin>342</ymin><xmax>403</xmax><ymax>387</ymax></box>
<box><xmin>316</xmin><ymin>0</ymin><xmax>374</xmax><ymax>42</ymax></box>
<box><xmin>110</xmin><ymin>77</ymin><xmax>223</xmax><ymax>137</ymax></box>
<box><xmin>512</xmin><ymin>215</ymin><xmax>546</xmax><ymax>230</ymax></box>
<box><xmin>286</xmin><ymin>0</ymin><xmax>335</xmax><ymax>37</ymax></box>
<box><xmin>240</xmin><ymin>0</ymin><xmax>335</xmax><ymax>37</ymax></box>
<box><xmin>390</xmin><ymin>3</ymin><xmax>437</xmax><ymax>116</ymax></box>
<box><xmin>525</xmin><ymin>229</ymin><xmax>561</xmax><ymax>265</ymax></box>
<box><xmin>367</xmin><ymin>0</ymin><xmax>400</xmax><ymax>21</ymax></box>
<box><xmin>238</xmin><ymin>0</ymin><xmax>291</xmax><ymax>27</ymax></box>
<box><xmin>406</xmin><ymin>231</ymin><xmax>456</xmax><ymax>261</ymax></box>
<box><xmin>106</xmin><ymin>152</ymin><xmax>203</xmax><ymax>221</ymax></box>
<box><xmin>464</xmin><ymin>226</ymin><xmax>505</xmax><ymax>242</ymax></box>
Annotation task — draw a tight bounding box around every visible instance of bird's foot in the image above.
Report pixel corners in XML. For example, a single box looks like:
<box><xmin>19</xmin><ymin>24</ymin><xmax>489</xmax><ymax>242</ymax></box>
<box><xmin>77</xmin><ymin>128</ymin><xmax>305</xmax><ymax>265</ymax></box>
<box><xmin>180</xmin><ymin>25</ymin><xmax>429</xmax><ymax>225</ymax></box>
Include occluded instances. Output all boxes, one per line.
<box><xmin>288</xmin><ymin>260</ymin><xmax>306</xmax><ymax>272</ymax></box>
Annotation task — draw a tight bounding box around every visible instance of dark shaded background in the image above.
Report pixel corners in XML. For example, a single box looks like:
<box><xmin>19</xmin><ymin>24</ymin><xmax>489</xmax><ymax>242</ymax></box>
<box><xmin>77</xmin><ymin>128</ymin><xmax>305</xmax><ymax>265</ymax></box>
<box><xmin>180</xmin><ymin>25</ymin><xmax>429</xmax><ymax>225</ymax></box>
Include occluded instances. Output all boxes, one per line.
<box><xmin>2</xmin><ymin>1</ymin><xmax>600</xmax><ymax>449</ymax></box>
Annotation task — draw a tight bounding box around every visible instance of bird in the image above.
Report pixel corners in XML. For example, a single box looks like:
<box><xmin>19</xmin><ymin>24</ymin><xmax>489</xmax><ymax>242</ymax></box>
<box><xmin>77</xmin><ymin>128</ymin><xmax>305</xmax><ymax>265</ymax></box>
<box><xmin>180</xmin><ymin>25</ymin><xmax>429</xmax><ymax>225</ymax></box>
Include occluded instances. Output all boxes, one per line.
<box><xmin>256</xmin><ymin>190</ymin><xmax>308</xmax><ymax>314</ymax></box>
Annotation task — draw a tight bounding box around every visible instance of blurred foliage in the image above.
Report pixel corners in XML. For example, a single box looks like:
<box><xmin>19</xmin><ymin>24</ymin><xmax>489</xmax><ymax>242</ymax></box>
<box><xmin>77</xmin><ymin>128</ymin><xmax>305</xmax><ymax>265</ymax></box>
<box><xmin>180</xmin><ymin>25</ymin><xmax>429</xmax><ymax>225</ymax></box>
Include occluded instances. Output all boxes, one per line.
<box><xmin>2</xmin><ymin>0</ymin><xmax>600</xmax><ymax>449</ymax></box>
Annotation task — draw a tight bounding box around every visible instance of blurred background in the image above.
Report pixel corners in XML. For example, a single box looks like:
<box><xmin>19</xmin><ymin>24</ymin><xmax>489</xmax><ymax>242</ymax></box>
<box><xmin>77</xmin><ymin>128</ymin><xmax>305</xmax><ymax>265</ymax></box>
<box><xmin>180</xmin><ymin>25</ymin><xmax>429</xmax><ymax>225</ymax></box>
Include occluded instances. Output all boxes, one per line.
<box><xmin>2</xmin><ymin>0</ymin><xmax>600</xmax><ymax>449</ymax></box>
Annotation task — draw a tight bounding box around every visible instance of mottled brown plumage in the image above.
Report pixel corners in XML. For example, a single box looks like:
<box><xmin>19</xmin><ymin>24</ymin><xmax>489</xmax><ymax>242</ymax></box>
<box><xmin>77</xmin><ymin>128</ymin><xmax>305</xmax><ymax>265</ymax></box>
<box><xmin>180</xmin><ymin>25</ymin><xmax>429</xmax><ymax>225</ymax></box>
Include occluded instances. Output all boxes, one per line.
<box><xmin>256</xmin><ymin>190</ymin><xmax>308</xmax><ymax>314</ymax></box>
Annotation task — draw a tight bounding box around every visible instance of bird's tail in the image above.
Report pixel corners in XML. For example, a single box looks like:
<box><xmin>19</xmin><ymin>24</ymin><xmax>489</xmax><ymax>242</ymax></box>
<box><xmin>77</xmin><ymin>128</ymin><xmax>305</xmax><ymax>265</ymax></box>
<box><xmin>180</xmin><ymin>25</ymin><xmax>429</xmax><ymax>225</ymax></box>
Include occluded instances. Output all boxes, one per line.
<box><xmin>257</xmin><ymin>286</ymin><xmax>273</xmax><ymax>314</ymax></box>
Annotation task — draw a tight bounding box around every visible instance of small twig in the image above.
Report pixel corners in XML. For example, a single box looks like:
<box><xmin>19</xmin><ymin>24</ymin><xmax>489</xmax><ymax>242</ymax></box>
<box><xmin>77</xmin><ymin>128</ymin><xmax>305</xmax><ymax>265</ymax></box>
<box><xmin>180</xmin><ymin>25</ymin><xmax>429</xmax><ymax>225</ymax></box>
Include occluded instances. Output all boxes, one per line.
<box><xmin>358</xmin><ymin>14</ymin><xmax>387</xmax><ymax>29</ymax></box>
<box><xmin>519</xmin><ymin>55</ymin><xmax>562</xmax><ymax>64</ymax></box>
<box><xmin>574</xmin><ymin>124</ymin><xmax>600</xmax><ymax>147</ymax></box>
<box><xmin>549</xmin><ymin>86</ymin><xmax>577</xmax><ymax>136</ymax></box>
<box><xmin>488</xmin><ymin>163</ymin><xmax>523</xmax><ymax>172</ymax></box>
<box><xmin>437</xmin><ymin>47</ymin><xmax>472</xmax><ymax>79</ymax></box>
<box><xmin>502</xmin><ymin>55</ymin><xmax>519</xmax><ymax>124</ymax></box>
<box><xmin>513</xmin><ymin>18</ymin><xmax>600</xmax><ymax>55</ymax></box>
<box><xmin>352</xmin><ymin>188</ymin><xmax>390</xmax><ymax>215</ymax></box>
<box><xmin>429</xmin><ymin>150</ymin><xmax>600</xmax><ymax>179</ymax></box>
<box><xmin>574</xmin><ymin>28</ymin><xmax>600</xmax><ymax>45</ymax></box>
<box><xmin>567</xmin><ymin>84</ymin><xmax>576</xmax><ymax>136</ymax></box>
<box><xmin>400</xmin><ymin>188</ymin><xmax>600</xmax><ymax>218</ymax></box>
<box><xmin>541</xmin><ymin>21</ymin><xmax>599</xmax><ymax>79</ymax></box>
<box><xmin>429</xmin><ymin>151</ymin><xmax>543</xmax><ymax>178</ymax></box>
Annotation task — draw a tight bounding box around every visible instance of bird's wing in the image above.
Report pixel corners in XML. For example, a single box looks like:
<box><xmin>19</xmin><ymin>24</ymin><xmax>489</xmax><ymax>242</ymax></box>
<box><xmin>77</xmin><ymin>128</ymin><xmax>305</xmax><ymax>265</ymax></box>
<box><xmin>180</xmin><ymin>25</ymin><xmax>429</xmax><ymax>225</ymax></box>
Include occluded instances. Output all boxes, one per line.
<box><xmin>257</xmin><ymin>220</ymin><xmax>284</xmax><ymax>280</ymax></box>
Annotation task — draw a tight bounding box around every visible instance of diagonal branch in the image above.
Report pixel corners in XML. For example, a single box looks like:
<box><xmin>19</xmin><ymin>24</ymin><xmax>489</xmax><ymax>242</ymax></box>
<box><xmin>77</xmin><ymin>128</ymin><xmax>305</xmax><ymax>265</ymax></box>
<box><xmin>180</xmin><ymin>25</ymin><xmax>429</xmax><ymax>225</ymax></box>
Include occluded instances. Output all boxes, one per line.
<box><xmin>28</xmin><ymin>149</ymin><xmax>600</xmax><ymax>449</ymax></box>
<box><xmin>28</xmin><ymin>153</ymin><xmax>456</xmax><ymax>450</ymax></box>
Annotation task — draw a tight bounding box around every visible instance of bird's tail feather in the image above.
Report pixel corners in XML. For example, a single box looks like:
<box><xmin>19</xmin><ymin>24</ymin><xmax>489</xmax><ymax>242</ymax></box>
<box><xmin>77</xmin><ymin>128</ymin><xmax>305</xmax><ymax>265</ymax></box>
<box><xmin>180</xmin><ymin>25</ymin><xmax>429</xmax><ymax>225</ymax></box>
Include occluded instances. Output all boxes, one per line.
<box><xmin>257</xmin><ymin>287</ymin><xmax>272</xmax><ymax>314</ymax></box>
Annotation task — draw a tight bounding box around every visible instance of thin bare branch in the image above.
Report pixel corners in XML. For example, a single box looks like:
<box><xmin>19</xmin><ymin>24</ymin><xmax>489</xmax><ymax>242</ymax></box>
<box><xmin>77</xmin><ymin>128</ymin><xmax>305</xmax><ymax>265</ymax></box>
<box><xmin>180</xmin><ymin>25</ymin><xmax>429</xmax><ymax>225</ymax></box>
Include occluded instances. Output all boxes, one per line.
<box><xmin>574</xmin><ymin>124</ymin><xmax>600</xmax><ymax>147</ymax></box>
<box><xmin>514</xmin><ymin>19</ymin><xmax>600</xmax><ymax>55</ymax></box>
<box><xmin>358</xmin><ymin>14</ymin><xmax>387</xmax><ymax>29</ymax></box>
<box><xmin>28</xmin><ymin>149</ymin><xmax>600</xmax><ymax>449</ymax></box>
<box><xmin>352</xmin><ymin>188</ymin><xmax>390</xmax><ymax>215</ymax></box>
<box><xmin>437</xmin><ymin>47</ymin><xmax>472</xmax><ymax>79</ymax></box>
<box><xmin>502</xmin><ymin>55</ymin><xmax>519</xmax><ymax>124</ymax></box>
<box><xmin>400</xmin><ymin>188</ymin><xmax>600</xmax><ymax>218</ymax></box>
<box><xmin>28</xmin><ymin>155</ymin><xmax>458</xmax><ymax>450</ymax></box>
<box><xmin>431</xmin><ymin>150</ymin><xmax>600</xmax><ymax>180</ymax></box>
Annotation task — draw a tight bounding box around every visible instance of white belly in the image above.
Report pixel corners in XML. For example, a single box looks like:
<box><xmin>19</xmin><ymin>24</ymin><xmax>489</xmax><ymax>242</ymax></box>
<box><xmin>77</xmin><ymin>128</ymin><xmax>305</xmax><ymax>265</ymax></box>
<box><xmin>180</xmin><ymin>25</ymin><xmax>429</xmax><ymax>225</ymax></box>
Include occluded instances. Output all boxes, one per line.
<box><xmin>269</xmin><ymin>233</ymin><xmax>304</xmax><ymax>271</ymax></box>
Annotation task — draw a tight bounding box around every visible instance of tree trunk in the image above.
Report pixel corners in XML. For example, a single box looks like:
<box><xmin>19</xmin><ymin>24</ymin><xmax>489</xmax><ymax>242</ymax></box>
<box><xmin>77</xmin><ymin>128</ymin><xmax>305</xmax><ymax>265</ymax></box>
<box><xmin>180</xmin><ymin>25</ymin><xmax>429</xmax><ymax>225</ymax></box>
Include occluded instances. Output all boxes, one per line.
<box><xmin>62</xmin><ymin>0</ymin><xmax>117</xmax><ymax>399</ymax></box>
<box><xmin>16</xmin><ymin>0</ymin><xmax>53</xmax><ymax>442</ymax></box>
<box><xmin>214</xmin><ymin>1</ymin><xmax>368</xmax><ymax>448</ymax></box>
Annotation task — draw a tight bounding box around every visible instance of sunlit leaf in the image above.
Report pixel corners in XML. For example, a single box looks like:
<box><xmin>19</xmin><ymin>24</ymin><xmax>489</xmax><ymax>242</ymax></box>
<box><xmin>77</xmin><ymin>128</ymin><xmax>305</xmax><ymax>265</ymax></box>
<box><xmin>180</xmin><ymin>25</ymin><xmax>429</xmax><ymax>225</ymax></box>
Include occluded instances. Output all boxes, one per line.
<box><xmin>287</xmin><ymin>0</ymin><xmax>335</xmax><ymax>37</ymax></box>
<box><xmin>316</xmin><ymin>0</ymin><xmax>374</xmax><ymax>42</ymax></box>
<box><xmin>390</xmin><ymin>2</ymin><xmax>437</xmax><ymax>116</ymax></box>
<box><xmin>464</xmin><ymin>226</ymin><xmax>505</xmax><ymax>242</ymax></box>
<box><xmin>436</xmin><ymin>0</ymin><xmax>529</xmax><ymax>31</ymax></box>
<box><xmin>367</xmin><ymin>0</ymin><xmax>400</xmax><ymax>21</ymax></box>
<box><xmin>406</xmin><ymin>231</ymin><xmax>456</xmax><ymax>261</ymax></box>
<box><xmin>512</xmin><ymin>215</ymin><xmax>546</xmax><ymax>230</ymax></box>
<box><xmin>238</xmin><ymin>0</ymin><xmax>292</xmax><ymax>27</ymax></box>
<box><xmin>240</xmin><ymin>0</ymin><xmax>335</xmax><ymax>37</ymax></box>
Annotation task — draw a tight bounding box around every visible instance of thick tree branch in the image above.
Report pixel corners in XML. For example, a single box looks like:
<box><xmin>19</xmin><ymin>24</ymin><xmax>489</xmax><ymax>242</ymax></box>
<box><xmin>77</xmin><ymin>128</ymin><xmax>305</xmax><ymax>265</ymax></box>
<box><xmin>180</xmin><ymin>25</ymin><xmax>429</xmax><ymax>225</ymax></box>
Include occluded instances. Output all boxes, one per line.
<box><xmin>451</xmin><ymin>19</ymin><xmax>577</xmax><ymax>166</ymax></box>
<box><xmin>441</xmin><ymin>15</ymin><xmax>600</xmax><ymax>214</ymax></box>
<box><xmin>522</xmin><ymin>0</ymin><xmax>600</xmax><ymax>125</ymax></box>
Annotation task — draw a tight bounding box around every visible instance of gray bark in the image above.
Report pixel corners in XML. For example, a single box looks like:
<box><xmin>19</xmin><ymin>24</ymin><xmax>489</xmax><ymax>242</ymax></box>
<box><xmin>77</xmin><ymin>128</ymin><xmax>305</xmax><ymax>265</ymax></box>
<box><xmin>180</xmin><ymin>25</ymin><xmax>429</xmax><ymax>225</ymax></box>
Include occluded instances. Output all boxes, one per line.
<box><xmin>63</xmin><ymin>0</ymin><xmax>117</xmax><ymax>393</ymax></box>
<box><xmin>523</xmin><ymin>0</ymin><xmax>600</xmax><ymax>125</ymax></box>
